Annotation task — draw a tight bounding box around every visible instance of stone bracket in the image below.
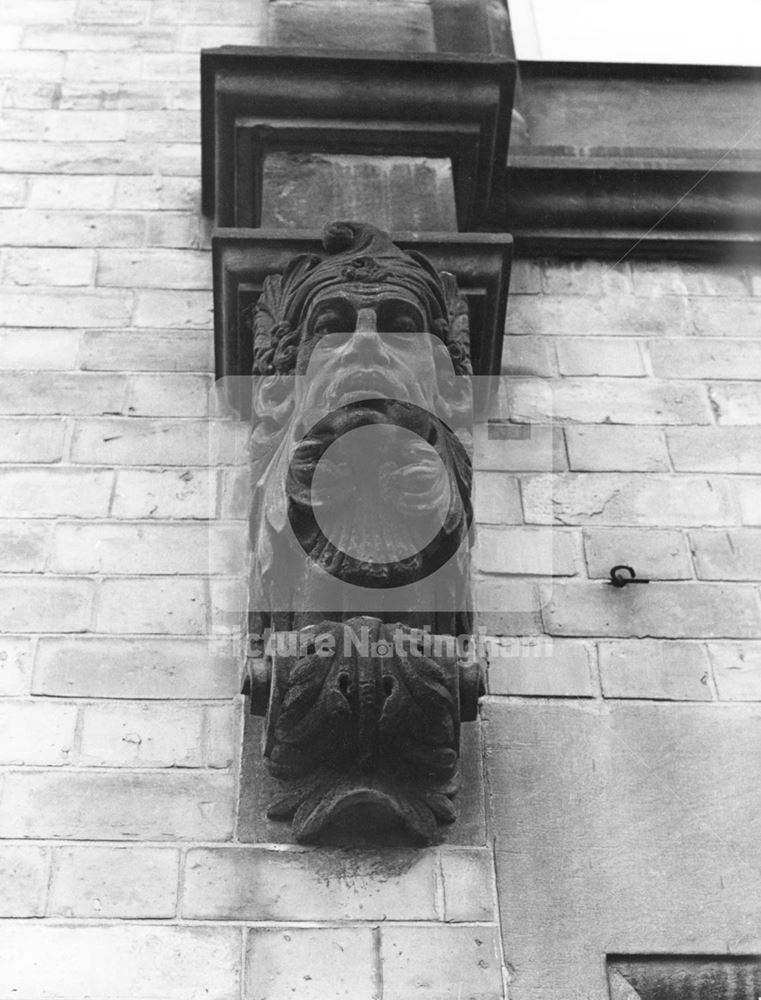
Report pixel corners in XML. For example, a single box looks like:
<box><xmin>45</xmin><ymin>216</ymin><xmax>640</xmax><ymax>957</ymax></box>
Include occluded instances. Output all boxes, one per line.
<box><xmin>212</xmin><ymin>227</ymin><xmax>512</xmax><ymax>415</ymax></box>
<box><xmin>201</xmin><ymin>46</ymin><xmax>515</xmax><ymax>231</ymax></box>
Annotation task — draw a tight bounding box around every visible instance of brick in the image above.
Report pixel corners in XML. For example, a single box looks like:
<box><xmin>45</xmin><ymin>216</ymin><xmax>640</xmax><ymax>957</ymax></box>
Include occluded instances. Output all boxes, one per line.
<box><xmin>0</xmin><ymin>329</ymin><xmax>81</xmax><ymax>369</ymax></box>
<box><xmin>667</xmin><ymin>427</ymin><xmax>761</xmax><ymax>473</ymax></box>
<box><xmin>541</xmin><ymin>259</ymin><xmax>631</xmax><ymax>295</ymax></box>
<box><xmin>22</xmin><ymin>25</ymin><xmax>175</xmax><ymax>51</ymax></box>
<box><xmin>1</xmin><ymin>80</ymin><xmax>60</xmax><ymax>108</ymax></box>
<box><xmin>125</xmin><ymin>373</ymin><xmax>211</xmax><ymax>417</ymax></box>
<box><xmin>151</xmin><ymin>0</ymin><xmax>255</xmax><ymax>21</ymax></box>
<box><xmin>474</xmin><ymin>472</ymin><xmax>522</xmax><ymax>524</ymax></box>
<box><xmin>0</xmin><ymin>577</ymin><xmax>93</xmax><ymax>632</ymax></box>
<box><xmin>63</xmin><ymin>51</ymin><xmax>142</xmax><ymax>80</ymax></box>
<box><xmin>218</xmin><ymin>465</ymin><xmax>250</xmax><ymax>518</ymax></box>
<box><xmin>599</xmin><ymin>640</ymin><xmax>712</xmax><ymax>700</ymax></box>
<box><xmin>0</xmin><ymin>109</ymin><xmax>45</xmax><ymax>140</ymax></box>
<box><xmin>28</xmin><ymin>175</ymin><xmax>114</xmax><ymax>209</ymax></box>
<box><xmin>709</xmin><ymin>382</ymin><xmax>761</xmax><ymax>424</ymax></box>
<box><xmin>79</xmin><ymin>702</ymin><xmax>205</xmax><ymax>767</ymax></box>
<box><xmin>96</xmin><ymin>577</ymin><xmax>208</xmax><ymax>634</ymax></box>
<box><xmin>0</xmin><ymin>845</ymin><xmax>49</xmax><ymax>917</ymax></box>
<box><xmin>0</xmin><ymin>416</ymin><xmax>65</xmax><ymax>461</ymax></box>
<box><xmin>0</xmin><ymin>51</ymin><xmax>64</xmax><ymax>78</ymax></box>
<box><xmin>142</xmin><ymin>53</ymin><xmax>199</xmax><ymax>79</ymax></box>
<box><xmin>44</xmin><ymin>110</ymin><xmax>126</xmax><ymax>142</ymax></box>
<box><xmin>737</xmin><ymin>479</ymin><xmax>761</xmax><ymax>525</ymax></box>
<box><xmin>97</xmin><ymin>249</ymin><xmax>210</xmax><ymax>289</ymax></box>
<box><xmin>0</xmin><ymin>700</ymin><xmax>77</xmax><ymax>764</ymax></box>
<box><xmin>81</xmin><ymin>329</ymin><xmax>212</xmax><ymax>371</ymax></box>
<box><xmin>2</xmin><ymin>247</ymin><xmax>94</xmax><ymax>286</ymax></box>
<box><xmin>52</xmin><ymin>521</ymin><xmax>243</xmax><ymax>574</ymax></box>
<box><xmin>523</xmin><ymin>474</ymin><xmax>737</xmax><ymax>526</ymax></box>
<box><xmin>205</xmin><ymin>703</ymin><xmax>237</xmax><ymax>768</ymax></box>
<box><xmin>380</xmin><ymin>925</ymin><xmax>503</xmax><ymax>1000</ymax></box>
<box><xmin>507</xmin><ymin>294</ymin><xmax>687</xmax><ymax>337</ymax></box>
<box><xmin>476</xmin><ymin>525</ymin><xmax>579</xmax><ymax>576</ymax></box>
<box><xmin>245</xmin><ymin>927</ymin><xmax>376</xmax><ymax>1000</ymax></box>
<box><xmin>0</xmin><ymin>924</ymin><xmax>239</xmax><ymax>1000</ymax></box>
<box><xmin>0</xmin><ymin>638</ymin><xmax>33</xmax><ymax>695</ymax></box>
<box><xmin>0</xmin><ymin>25</ymin><xmax>22</xmax><ymax>49</ymax></box>
<box><xmin>183</xmin><ymin>847</ymin><xmax>439</xmax><ymax>920</ymax></box>
<box><xmin>0</xmin><ymin>0</ymin><xmax>76</xmax><ymax>22</ymax></box>
<box><xmin>474</xmin><ymin>423</ymin><xmax>565</xmax><ymax>472</ymax></box>
<box><xmin>133</xmin><ymin>290</ymin><xmax>213</xmax><ymax>328</ymax></box>
<box><xmin>630</xmin><ymin>260</ymin><xmax>748</xmax><ymax>297</ymax></box>
<box><xmin>508</xmin><ymin>377</ymin><xmax>711</xmax><ymax>425</ymax></box>
<box><xmin>154</xmin><ymin>139</ymin><xmax>199</xmax><ymax>175</ymax></box>
<box><xmin>146</xmin><ymin>212</ymin><xmax>200</xmax><ymax>248</ymax></box>
<box><xmin>648</xmin><ymin>338</ymin><xmax>761</xmax><ymax>379</ymax></box>
<box><xmin>0</xmin><ymin>519</ymin><xmax>50</xmax><ymax>570</ymax></box>
<box><xmin>176</xmin><ymin>25</ymin><xmax>265</xmax><ymax>51</ymax></box>
<box><xmin>0</xmin><ymin>142</ymin><xmax>152</xmax><ymax>175</ymax></box>
<box><xmin>50</xmin><ymin>846</ymin><xmax>178</xmax><ymax>918</ymax></box>
<box><xmin>584</xmin><ymin>527</ymin><xmax>692</xmax><ymax>580</ymax></box>
<box><xmin>112</xmin><ymin>468</ymin><xmax>215</xmax><ymax>518</ymax></box>
<box><xmin>76</xmin><ymin>0</ymin><xmax>150</xmax><ymax>21</ymax></box>
<box><xmin>0</xmin><ymin>468</ymin><xmax>113</xmax><ymax>516</ymax></box>
<box><xmin>556</xmin><ymin>338</ymin><xmax>645</xmax><ymax>376</ymax></box>
<box><xmin>691</xmin><ymin>529</ymin><xmax>761</xmax><ymax>580</ymax></box>
<box><xmin>71</xmin><ymin>417</ymin><xmax>218</xmax><ymax>465</ymax></box>
<box><xmin>690</xmin><ymin>298</ymin><xmax>761</xmax><ymax>336</ymax></box>
<box><xmin>709</xmin><ymin>643</ymin><xmax>761</xmax><ymax>700</ymax></box>
<box><xmin>60</xmin><ymin>81</ymin><xmax>200</xmax><ymax>112</ymax></box>
<box><xmin>501</xmin><ymin>335</ymin><xmax>555</xmax><ymax>376</ymax></box>
<box><xmin>1</xmin><ymin>209</ymin><xmax>144</xmax><ymax>246</ymax></box>
<box><xmin>0</xmin><ymin>372</ymin><xmax>126</xmax><ymax>415</ymax></box>
<box><xmin>475</xmin><ymin>579</ymin><xmax>543</xmax><ymax>635</ymax></box>
<box><xmin>440</xmin><ymin>847</ymin><xmax>495</xmax><ymax>921</ymax></box>
<box><xmin>126</xmin><ymin>110</ymin><xmax>198</xmax><ymax>143</ymax></box>
<box><xmin>543</xmin><ymin>582</ymin><xmax>761</xmax><ymax>638</ymax></box>
<box><xmin>487</xmin><ymin>637</ymin><xmax>596</xmax><ymax>697</ymax></box>
<box><xmin>565</xmin><ymin>425</ymin><xmax>670</xmax><ymax>472</ymax></box>
<box><xmin>0</xmin><ymin>770</ymin><xmax>234</xmax><ymax>839</ymax></box>
<box><xmin>508</xmin><ymin>260</ymin><xmax>541</xmax><ymax>293</ymax></box>
<box><xmin>0</xmin><ymin>290</ymin><xmax>132</xmax><ymax>328</ymax></box>
<box><xmin>114</xmin><ymin>175</ymin><xmax>200</xmax><ymax>210</ymax></box>
<box><xmin>33</xmin><ymin>636</ymin><xmax>238</xmax><ymax>699</ymax></box>
<box><xmin>0</xmin><ymin>174</ymin><xmax>27</xmax><ymax>207</ymax></box>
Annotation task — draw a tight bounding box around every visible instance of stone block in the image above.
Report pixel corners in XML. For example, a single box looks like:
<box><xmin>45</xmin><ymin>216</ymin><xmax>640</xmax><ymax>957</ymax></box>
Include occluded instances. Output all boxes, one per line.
<box><xmin>71</xmin><ymin>417</ymin><xmax>216</xmax><ymax>465</ymax></box>
<box><xmin>522</xmin><ymin>474</ymin><xmax>736</xmax><ymax>526</ymax></box>
<box><xmin>125</xmin><ymin>373</ymin><xmax>211</xmax><ymax>417</ymax></box>
<box><xmin>476</xmin><ymin>525</ymin><xmax>579</xmax><ymax>576</ymax></box>
<box><xmin>95</xmin><ymin>577</ymin><xmax>207</xmax><ymax>634</ymax></box>
<box><xmin>0</xmin><ymin>637</ymin><xmax>33</xmax><ymax>695</ymax></box>
<box><xmin>507</xmin><ymin>294</ymin><xmax>688</xmax><ymax>337</ymax></box>
<box><xmin>0</xmin><ymin>845</ymin><xmax>49</xmax><ymax>917</ymax></box>
<box><xmin>583</xmin><ymin>527</ymin><xmax>692</xmax><ymax>579</ymax></box>
<box><xmin>28</xmin><ymin>175</ymin><xmax>114</xmax><ymax>209</ymax></box>
<box><xmin>440</xmin><ymin>847</ymin><xmax>497</xmax><ymax>921</ymax></box>
<box><xmin>79</xmin><ymin>702</ymin><xmax>206</xmax><ymax>767</ymax></box>
<box><xmin>0</xmin><ymin>372</ymin><xmax>126</xmax><ymax>415</ymax></box>
<box><xmin>0</xmin><ymin>924</ymin><xmax>240</xmax><ymax>1000</ymax></box>
<box><xmin>0</xmin><ymin>700</ymin><xmax>77</xmax><ymax>764</ymax></box>
<box><xmin>556</xmin><ymin>338</ymin><xmax>645</xmax><ymax>376</ymax></box>
<box><xmin>474</xmin><ymin>472</ymin><xmax>522</xmax><ymax>525</ymax></box>
<box><xmin>485</xmin><ymin>700</ymin><xmax>761</xmax><ymax>998</ymax></box>
<box><xmin>97</xmin><ymin>249</ymin><xmax>210</xmax><ymax>289</ymax></box>
<box><xmin>709</xmin><ymin>382</ymin><xmax>761</xmax><ymax>424</ymax></box>
<box><xmin>667</xmin><ymin>427</ymin><xmax>761</xmax><ymax>473</ymax></box>
<box><xmin>133</xmin><ymin>290</ymin><xmax>212</xmax><ymax>328</ymax></box>
<box><xmin>542</xmin><ymin>582</ymin><xmax>761</xmax><ymax>638</ymax></box>
<box><xmin>33</xmin><ymin>636</ymin><xmax>238</xmax><ymax>699</ymax></box>
<box><xmin>49</xmin><ymin>846</ymin><xmax>178</xmax><ymax>918</ymax></box>
<box><xmin>204</xmin><ymin>703</ymin><xmax>237</xmax><ymax>768</ymax></box>
<box><xmin>0</xmin><ymin>770</ymin><xmax>234</xmax><ymax>839</ymax></box>
<box><xmin>709</xmin><ymin>643</ymin><xmax>761</xmax><ymax>700</ymax></box>
<box><xmin>111</xmin><ymin>468</ymin><xmax>215</xmax><ymax>519</ymax></box>
<box><xmin>0</xmin><ymin>328</ymin><xmax>80</xmax><ymax>369</ymax></box>
<box><xmin>649</xmin><ymin>338</ymin><xmax>761</xmax><ymax>379</ymax></box>
<box><xmin>269</xmin><ymin>0</ymin><xmax>436</xmax><ymax>52</ymax></box>
<box><xmin>691</xmin><ymin>528</ymin><xmax>761</xmax><ymax>580</ymax></box>
<box><xmin>80</xmin><ymin>330</ymin><xmax>212</xmax><ymax>372</ymax></box>
<box><xmin>183</xmin><ymin>846</ymin><xmax>439</xmax><ymax>921</ymax></box>
<box><xmin>245</xmin><ymin>926</ymin><xmax>377</xmax><ymax>1000</ymax></box>
<box><xmin>3</xmin><ymin>209</ymin><xmax>142</xmax><ymax>245</ymax></box>
<box><xmin>0</xmin><ymin>519</ymin><xmax>50</xmax><ymax>571</ymax></box>
<box><xmin>2</xmin><ymin>246</ymin><xmax>93</xmax><ymax>286</ymax></box>
<box><xmin>380</xmin><ymin>924</ymin><xmax>503</xmax><ymax>1000</ymax></box>
<box><xmin>690</xmin><ymin>298</ymin><xmax>761</xmax><ymax>336</ymax></box>
<box><xmin>630</xmin><ymin>260</ymin><xmax>748</xmax><ymax>296</ymax></box>
<box><xmin>114</xmin><ymin>175</ymin><xmax>199</xmax><ymax>210</ymax></box>
<box><xmin>487</xmin><ymin>638</ymin><xmax>596</xmax><ymax>697</ymax></box>
<box><xmin>476</xmin><ymin>579</ymin><xmax>544</xmax><ymax>635</ymax></box>
<box><xmin>474</xmin><ymin>423</ymin><xmax>565</xmax><ymax>472</ymax></box>
<box><xmin>541</xmin><ymin>259</ymin><xmax>632</xmax><ymax>296</ymax></box>
<box><xmin>566</xmin><ymin>426</ymin><xmax>670</xmax><ymax>472</ymax></box>
<box><xmin>737</xmin><ymin>478</ymin><xmax>761</xmax><ymax>525</ymax></box>
<box><xmin>598</xmin><ymin>640</ymin><xmax>712</xmax><ymax>700</ymax></box>
<box><xmin>0</xmin><ymin>577</ymin><xmax>93</xmax><ymax>632</ymax></box>
<box><xmin>501</xmin><ymin>335</ymin><xmax>555</xmax><ymax>376</ymax></box>
<box><xmin>0</xmin><ymin>416</ymin><xmax>65</xmax><ymax>462</ymax></box>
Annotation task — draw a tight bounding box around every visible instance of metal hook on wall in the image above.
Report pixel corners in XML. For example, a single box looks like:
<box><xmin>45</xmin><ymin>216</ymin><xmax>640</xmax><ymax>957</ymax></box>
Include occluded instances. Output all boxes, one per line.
<box><xmin>609</xmin><ymin>565</ymin><xmax>650</xmax><ymax>588</ymax></box>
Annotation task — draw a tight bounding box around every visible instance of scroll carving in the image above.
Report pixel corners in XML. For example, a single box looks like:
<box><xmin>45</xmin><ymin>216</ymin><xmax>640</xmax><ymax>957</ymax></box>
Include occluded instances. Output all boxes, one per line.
<box><xmin>243</xmin><ymin>221</ymin><xmax>482</xmax><ymax>844</ymax></box>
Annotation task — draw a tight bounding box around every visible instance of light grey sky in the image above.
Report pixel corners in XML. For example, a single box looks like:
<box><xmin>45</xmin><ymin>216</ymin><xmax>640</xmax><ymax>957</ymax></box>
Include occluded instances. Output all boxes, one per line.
<box><xmin>509</xmin><ymin>0</ymin><xmax>761</xmax><ymax>64</ymax></box>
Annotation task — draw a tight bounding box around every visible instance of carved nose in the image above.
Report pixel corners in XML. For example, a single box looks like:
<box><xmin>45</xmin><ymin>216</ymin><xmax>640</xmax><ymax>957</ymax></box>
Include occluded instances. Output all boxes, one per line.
<box><xmin>354</xmin><ymin>307</ymin><xmax>378</xmax><ymax>334</ymax></box>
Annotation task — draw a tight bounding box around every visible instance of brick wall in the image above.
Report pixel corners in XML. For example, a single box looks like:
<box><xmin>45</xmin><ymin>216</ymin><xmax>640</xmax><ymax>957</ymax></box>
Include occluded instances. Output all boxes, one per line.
<box><xmin>2</xmin><ymin>3</ymin><xmax>760</xmax><ymax>998</ymax></box>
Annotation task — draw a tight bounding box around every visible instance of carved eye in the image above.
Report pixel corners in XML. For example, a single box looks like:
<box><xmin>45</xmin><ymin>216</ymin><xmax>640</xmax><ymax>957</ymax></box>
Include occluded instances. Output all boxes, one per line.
<box><xmin>377</xmin><ymin>301</ymin><xmax>424</xmax><ymax>334</ymax></box>
<box><xmin>310</xmin><ymin>303</ymin><xmax>355</xmax><ymax>338</ymax></box>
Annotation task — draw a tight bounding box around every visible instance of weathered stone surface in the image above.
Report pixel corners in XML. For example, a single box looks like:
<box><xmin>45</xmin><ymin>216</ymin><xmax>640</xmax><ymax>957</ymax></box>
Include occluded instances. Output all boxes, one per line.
<box><xmin>0</xmin><ymin>636</ymin><xmax>32</xmax><ymax>695</ymax></box>
<box><xmin>182</xmin><ymin>846</ymin><xmax>439</xmax><ymax>921</ymax></box>
<box><xmin>474</xmin><ymin>472</ymin><xmax>522</xmax><ymax>524</ymax></box>
<box><xmin>542</xmin><ymin>582</ymin><xmax>761</xmax><ymax>638</ymax></box>
<box><xmin>691</xmin><ymin>529</ymin><xmax>761</xmax><ymax>580</ymax></box>
<box><xmin>649</xmin><ymin>338</ymin><xmax>761</xmax><ymax>380</ymax></box>
<box><xmin>50</xmin><ymin>846</ymin><xmax>179</xmax><ymax>918</ymax></box>
<box><xmin>667</xmin><ymin>427</ymin><xmax>761</xmax><ymax>473</ymax></box>
<box><xmin>0</xmin><ymin>701</ymin><xmax>77</xmax><ymax>764</ymax></box>
<box><xmin>380</xmin><ymin>924</ymin><xmax>503</xmax><ymax>1000</ymax></box>
<box><xmin>474</xmin><ymin>423</ymin><xmax>565</xmax><ymax>472</ymax></box>
<box><xmin>440</xmin><ymin>847</ymin><xmax>497</xmax><ymax>922</ymax></box>
<box><xmin>0</xmin><ymin>845</ymin><xmax>49</xmax><ymax>917</ymax></box>
<box><xmin>476</xmin><ymin>526</ymin><xmax>579</xmax><ymax>576</ymax></box>
<box><xmin>485</xmin><ymin>701</ymin><xmax>761</xmax><ymax>999</ymax></box>
<box><xmin>486</xmin><ymin>638</ymin><xmax>596</xmax><ymax>697</ymax></box>
<box><xmin>709</xmin><ymin>643</ymin><xmax>761</xmax><ymax>700</ymax></box>
<box><xmin>583</xmin><ymin>527</ymin><xmax>692</xmax><ymax>580</ymax></box>
<box><xmin>79</xmin><ymin>702</ymin><xmax>206</xmax><ymax>767</ymax></box>
<box><xmin>708</xmin><ymin>382</ymin><xmax>761</xmax><ymax>424</ymax></box>
<box><xmin>269</xmin><ymin>0</ymin><xmax>436</xmax><ymax>52</ymax></box>
<box><xmin>245</xmin><ymin>926</ymin><xmax>377</xmax><ymax>1000</ymax></box>
<box><xmin>565</xmin><ymin>426</ymin><xmax>670</xmax><ymax>472</ymax></box>
<box><xmin>0</xmin><ymin>771</ymin><xmax>234</xmax><ymax>839</ymax></box>
<box><xmin>556</xmin><ymin>337</ymin><xmax>645</xmax><ymax>376</ymax></box>
<box><xmin>0</xmin><ymin>924</ymin><xmax>240</xmax><ymax>1000</ymax></box>
<box><xmin>598</xmin><ymin>640</ymin><xmax>712</xmax><ymax>700</ymax></box>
